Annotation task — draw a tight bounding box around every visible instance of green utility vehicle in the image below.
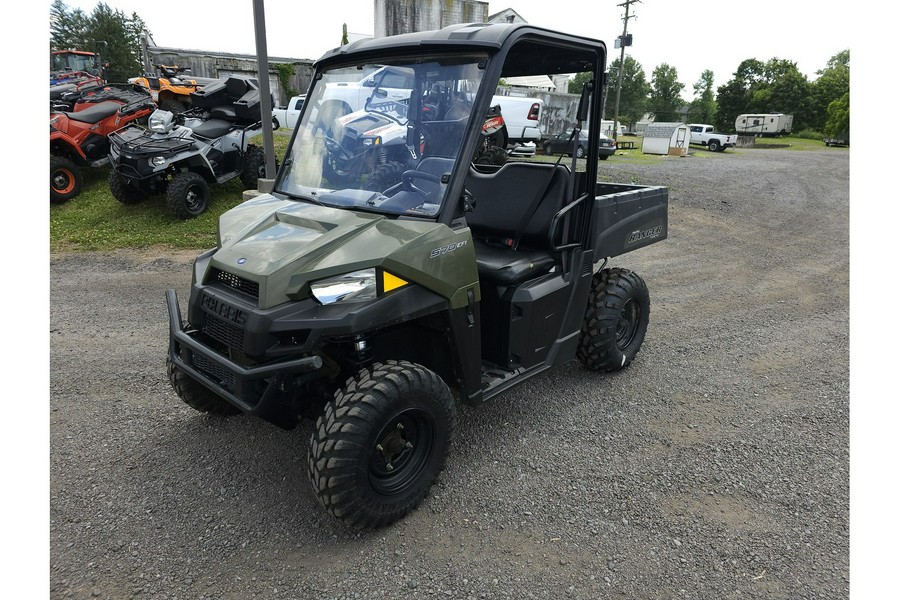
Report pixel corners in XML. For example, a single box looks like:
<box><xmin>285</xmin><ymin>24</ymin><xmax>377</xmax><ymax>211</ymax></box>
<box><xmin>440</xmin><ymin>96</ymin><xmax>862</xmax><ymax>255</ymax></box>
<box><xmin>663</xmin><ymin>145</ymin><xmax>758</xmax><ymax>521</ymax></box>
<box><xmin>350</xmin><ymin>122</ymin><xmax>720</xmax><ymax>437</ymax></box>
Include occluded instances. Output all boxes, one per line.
<box><xmin>166</xmin><ymin>23</ymin><xmax>668</xmax><ymax>529</ymax></box>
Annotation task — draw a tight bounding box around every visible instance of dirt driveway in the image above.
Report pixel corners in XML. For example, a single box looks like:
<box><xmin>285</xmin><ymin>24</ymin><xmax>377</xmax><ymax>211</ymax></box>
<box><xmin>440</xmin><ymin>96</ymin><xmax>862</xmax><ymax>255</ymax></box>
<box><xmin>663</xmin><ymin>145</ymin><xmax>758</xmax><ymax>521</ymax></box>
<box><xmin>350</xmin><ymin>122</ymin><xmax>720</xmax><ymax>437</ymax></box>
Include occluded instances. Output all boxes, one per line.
<box><xmin>50</xmin><ymin>147</ymin><xmax>849</xmax><ymax>599</ymax></box>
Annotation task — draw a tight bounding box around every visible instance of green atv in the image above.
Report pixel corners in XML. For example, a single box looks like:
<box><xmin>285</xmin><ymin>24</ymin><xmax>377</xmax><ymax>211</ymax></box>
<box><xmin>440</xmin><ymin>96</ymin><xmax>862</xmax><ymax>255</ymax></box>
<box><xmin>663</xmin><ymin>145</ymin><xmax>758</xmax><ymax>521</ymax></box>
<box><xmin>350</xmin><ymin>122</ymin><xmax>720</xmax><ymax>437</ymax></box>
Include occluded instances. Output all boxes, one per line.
<box><xmin>166</xmin><ymin>22</ymin><xmax>669</xmax><ymax>529</ymax></box>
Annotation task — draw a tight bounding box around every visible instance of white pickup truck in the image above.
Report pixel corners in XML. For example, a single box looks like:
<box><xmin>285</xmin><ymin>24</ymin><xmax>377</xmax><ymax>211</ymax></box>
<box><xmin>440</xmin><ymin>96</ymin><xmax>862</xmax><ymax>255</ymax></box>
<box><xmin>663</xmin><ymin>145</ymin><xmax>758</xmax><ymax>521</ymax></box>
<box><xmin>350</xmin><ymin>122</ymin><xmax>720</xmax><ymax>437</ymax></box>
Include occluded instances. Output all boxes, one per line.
<box><xmin>319</xmin><ymin>66</ymin><xmax>543</xmax><ymax>144</ymax></box>
<box><xmin>272</xmin><ymin>95</ymin><xmax>305</xmax><ymax>129</ymax></box>
<box><xmin>688</xmin><ymin>124</ymin><xmax>737</xmax><ymax>152</ymax></box>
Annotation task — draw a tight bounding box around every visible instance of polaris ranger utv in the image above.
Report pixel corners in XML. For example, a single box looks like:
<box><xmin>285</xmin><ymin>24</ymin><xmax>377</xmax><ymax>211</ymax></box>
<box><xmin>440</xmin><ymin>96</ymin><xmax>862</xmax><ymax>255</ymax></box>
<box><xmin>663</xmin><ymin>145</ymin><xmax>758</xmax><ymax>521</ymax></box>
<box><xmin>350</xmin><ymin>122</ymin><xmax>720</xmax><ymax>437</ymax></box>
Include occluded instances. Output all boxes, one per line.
<box><xmin>166</xmin><ymin>23</ymin><xmax>668</xmax><ymax>529</ymax></box>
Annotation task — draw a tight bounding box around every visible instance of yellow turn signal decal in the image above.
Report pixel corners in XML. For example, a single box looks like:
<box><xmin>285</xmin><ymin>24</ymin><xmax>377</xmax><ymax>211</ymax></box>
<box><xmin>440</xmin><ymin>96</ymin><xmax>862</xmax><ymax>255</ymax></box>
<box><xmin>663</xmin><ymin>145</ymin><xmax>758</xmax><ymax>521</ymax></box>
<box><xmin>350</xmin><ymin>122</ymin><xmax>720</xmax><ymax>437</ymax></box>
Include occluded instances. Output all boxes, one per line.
<box><xmin>382</xmin><ymin>271</ymin><xmax>408</xmax><ymax>293</ymax></box>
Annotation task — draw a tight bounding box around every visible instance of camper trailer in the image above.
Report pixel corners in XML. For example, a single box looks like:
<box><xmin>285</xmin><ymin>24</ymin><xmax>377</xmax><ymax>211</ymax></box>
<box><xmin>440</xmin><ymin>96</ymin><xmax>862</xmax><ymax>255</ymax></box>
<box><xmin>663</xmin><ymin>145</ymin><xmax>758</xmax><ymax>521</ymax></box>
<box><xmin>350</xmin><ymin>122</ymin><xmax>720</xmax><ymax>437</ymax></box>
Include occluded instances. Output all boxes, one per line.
<box><xmin>735</xmin><ymin>113</ymin><xmax>793</xmax><ymax>137</ymax></box>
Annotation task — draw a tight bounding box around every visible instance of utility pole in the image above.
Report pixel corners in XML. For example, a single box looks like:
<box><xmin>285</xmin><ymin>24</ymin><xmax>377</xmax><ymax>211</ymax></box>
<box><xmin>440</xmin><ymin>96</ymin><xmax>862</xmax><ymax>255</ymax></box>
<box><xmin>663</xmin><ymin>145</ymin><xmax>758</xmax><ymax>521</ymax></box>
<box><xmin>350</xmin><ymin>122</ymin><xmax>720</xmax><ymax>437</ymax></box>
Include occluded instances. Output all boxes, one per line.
<box><xmin>252</xmin><ymin>0</ymin><xmax>276</xmax><ymax>184</ymax></box>
<box><xmin>612</xmin><ymin>0</ymin><xmax>639</xmax><ymax>142</ymax></box>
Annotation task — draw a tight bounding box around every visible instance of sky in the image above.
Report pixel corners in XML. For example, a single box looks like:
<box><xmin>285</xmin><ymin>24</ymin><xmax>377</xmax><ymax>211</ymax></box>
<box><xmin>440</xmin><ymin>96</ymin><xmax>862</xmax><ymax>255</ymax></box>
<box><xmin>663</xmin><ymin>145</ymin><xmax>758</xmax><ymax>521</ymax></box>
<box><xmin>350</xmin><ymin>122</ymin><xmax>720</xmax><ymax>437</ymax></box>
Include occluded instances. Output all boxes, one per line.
<box><xmin>52</xmin><ymin>0</ymin><xmax>850</xmax><ymax>93</ymax></box>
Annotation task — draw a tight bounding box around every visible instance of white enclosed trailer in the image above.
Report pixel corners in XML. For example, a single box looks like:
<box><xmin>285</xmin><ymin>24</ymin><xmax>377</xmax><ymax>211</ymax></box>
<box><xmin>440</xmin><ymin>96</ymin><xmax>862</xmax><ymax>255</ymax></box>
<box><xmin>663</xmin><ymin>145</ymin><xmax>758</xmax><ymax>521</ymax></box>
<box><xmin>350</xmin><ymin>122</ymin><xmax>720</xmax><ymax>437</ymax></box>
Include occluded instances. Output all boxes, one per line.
<box><xmin>735</xmin><ymin>113</ymin><xmax>793</xmax><ymax>137</ymax></box>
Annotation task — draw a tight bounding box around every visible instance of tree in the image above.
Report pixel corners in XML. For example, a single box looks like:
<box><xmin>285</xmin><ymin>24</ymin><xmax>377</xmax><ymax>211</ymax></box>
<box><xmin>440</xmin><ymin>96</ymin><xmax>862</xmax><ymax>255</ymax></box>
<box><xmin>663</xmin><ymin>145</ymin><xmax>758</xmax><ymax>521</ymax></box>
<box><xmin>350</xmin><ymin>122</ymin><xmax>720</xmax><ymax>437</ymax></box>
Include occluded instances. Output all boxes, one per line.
<box><xmin>809</xmin><ymin>50</ymin><xmax>849</xmax><ymax>132</ymax></box>
<box><xmin>50</xmin><ymin>1</ymin><xmax>148</xmax><ymax>83</ymax></box>
<box><xmin>568</xmin><ymin>71</ymin><xmax>592</xmax><ymax>94</ymax></box>
<box><xmin>824</xmin><ymin>91</ymin><xmax>849</xmax><ymax>140</ymax></box>
<box><xmin>759</xmin><ymin>59</ymin><xmax>811</xmax><ymax>129</ymax></box>
<box><xmin>689</xmin><ymin>70</ymin><xmax>717</xmax><ymax>124</ymax></box>
<box><xmin>50</xmin><ymin>0</ymin><xmax>90</xmax><ymax>50</ymax></box>
<box><xmin>714</xmin><ymin>58</ymin><xmax>810</xmax><ymax>131</ymax></box>
<box><xmin>648</xmin><ymin>63</ymin><xmax>685</xmax><ymax>122</ymax></box>
<box><xmin>605</xmin><ymin>56</ymin><xmax>649</xmax><ymax>129</ymax></box>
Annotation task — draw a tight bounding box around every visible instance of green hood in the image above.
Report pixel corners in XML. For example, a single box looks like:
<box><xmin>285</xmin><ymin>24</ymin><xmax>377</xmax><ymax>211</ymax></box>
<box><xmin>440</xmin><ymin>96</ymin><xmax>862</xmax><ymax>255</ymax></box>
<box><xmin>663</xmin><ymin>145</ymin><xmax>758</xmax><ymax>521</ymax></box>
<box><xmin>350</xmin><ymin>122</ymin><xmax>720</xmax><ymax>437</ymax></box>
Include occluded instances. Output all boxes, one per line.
<box><xmin>209</xmin><ymin>194</ymin><xmax>478</xmax><ymax>309</ymax></box>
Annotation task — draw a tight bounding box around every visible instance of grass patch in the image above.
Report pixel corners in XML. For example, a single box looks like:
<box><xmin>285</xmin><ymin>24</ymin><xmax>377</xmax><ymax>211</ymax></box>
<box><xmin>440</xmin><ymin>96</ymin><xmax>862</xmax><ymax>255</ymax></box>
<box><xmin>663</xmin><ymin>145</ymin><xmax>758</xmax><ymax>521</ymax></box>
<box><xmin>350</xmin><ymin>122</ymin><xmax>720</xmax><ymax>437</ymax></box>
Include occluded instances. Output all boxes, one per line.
<box><xmin>50</xmin><ymin>131</ymin><xmax>293</xmax><ymax>253</ymax></box>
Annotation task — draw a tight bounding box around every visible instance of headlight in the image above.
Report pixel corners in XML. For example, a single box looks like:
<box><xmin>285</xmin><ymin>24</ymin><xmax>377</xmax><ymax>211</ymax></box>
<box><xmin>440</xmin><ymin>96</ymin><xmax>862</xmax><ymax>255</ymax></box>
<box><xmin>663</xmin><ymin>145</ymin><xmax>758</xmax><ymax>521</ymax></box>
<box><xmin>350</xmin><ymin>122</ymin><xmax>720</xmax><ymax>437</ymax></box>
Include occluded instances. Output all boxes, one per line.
<box><xmin>362</xmin><ymin>136</ymin><xmax>382</xmax><ymax>146</ymax></box>
<box><xmin>148</xmin><ymin>109</ymin><xmax>175</xmax><ymax>133</ymax></box>
<box><xmin>151</xmin><ymin>156</ymin><xmax>166</xmax><ymax>166</ymax></box>
<box><xmin>310</xmin><ymin>269</ymin><xmax>377</xmax><ymax>305</ymax></box>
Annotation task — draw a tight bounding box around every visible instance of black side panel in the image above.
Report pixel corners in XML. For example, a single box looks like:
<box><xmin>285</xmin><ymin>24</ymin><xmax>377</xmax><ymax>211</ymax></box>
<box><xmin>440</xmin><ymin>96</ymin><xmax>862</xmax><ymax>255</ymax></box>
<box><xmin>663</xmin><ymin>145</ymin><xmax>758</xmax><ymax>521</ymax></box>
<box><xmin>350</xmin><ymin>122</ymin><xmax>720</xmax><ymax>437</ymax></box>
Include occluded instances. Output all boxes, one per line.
<box><xmin>591</xmin><ymin>184</ymin><xmax>668</xmax><ymax>258</ymax></box>
<box><xmin>507</xmin><ymin>248</ymin><xmax>593</xmax><ymax>369</ymax></box>
<box><xmin>447</xmin><ymin>302</ymin><xmax>484</xmax><ymax>405</ymax></box>
<box><xmin>507</xmin><ymin>273</ymin><xmax>570</xmax><ymax>368</ymax></box>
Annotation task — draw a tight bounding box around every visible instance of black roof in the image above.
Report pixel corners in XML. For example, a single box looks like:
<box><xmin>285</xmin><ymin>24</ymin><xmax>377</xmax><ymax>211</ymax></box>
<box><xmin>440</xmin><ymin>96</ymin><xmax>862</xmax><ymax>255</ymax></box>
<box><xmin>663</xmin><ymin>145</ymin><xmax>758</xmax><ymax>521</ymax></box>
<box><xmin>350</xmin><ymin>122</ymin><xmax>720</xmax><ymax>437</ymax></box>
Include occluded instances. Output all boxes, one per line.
<box><xmin>315</xmin><ymin>22</ymin><xmax>605</xmax><ymax>76</ymax></box>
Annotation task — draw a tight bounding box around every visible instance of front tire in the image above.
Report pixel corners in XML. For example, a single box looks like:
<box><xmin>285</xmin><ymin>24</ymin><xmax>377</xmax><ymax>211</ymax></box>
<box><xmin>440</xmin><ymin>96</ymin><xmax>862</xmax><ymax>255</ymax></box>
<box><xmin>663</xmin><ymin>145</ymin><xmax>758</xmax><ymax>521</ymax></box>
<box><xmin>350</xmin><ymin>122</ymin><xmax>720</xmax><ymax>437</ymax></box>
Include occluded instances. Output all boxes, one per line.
<box><xmin>167</xmin><ymin>171</ymin><xmax>210</xmax><ymax>219</ymax></box>
<box><xmin>364</xmin><ymin>160</ymin><xmax>406</xmax><ymax>192</ymax></box>
<box><xmin>308</xmin><ymin>360</ymin><xmax>456</xmax><ymax>530</ymax></box>
<box><xmin>167</xmin><ymin>360</ymin><xmax>240</xmax><ymax>416</ymax></box>
<box><xmin>108</xmin><ymin>170</ymin><xmax>149</xmax><ymax>205</ymax></box>
<box><xmin>50</xmin><ymin>156</ymin><xmax>83</xmax><ymax>204</ymax></box>
<box><xmin>575</xmin><ymin>145</ymin><xmax>585</xmax><ymax>158</ymax></box>
<box><xmin>577</xmin><ymin>268</ymin><xmax>650</xmax><ymax>372</ymax></box>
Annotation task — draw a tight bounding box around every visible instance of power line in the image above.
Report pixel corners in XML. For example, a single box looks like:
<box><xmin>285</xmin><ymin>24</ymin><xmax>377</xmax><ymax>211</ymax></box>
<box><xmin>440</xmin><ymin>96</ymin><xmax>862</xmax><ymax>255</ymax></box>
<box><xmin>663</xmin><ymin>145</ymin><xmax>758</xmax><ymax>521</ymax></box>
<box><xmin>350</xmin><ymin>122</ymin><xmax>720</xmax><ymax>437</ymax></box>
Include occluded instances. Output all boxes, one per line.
<box><xmin>612</xmin><ymin>0</ymin><xmax>639</xmax><ymax>141</ymax></box>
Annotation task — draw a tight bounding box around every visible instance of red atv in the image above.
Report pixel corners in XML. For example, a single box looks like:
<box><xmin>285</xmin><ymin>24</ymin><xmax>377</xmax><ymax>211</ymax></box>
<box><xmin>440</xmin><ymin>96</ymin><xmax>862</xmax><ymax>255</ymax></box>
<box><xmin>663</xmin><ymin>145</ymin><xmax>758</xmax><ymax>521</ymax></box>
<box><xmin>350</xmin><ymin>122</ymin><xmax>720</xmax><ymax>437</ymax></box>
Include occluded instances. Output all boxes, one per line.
<box><xmin>50</xmin><ymin>87</ymin><xmax>156</xmax><ymax>203</ymax></box>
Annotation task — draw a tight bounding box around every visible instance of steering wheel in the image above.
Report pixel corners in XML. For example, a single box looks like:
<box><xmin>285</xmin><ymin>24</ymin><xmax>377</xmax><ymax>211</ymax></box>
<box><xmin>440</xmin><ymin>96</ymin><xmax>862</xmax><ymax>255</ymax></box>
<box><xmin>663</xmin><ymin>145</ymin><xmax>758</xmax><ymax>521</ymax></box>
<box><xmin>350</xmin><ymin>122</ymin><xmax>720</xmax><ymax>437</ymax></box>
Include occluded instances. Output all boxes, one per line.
<box><xmin>400</xmin><ymin>170</ymin><xmax>441</xmax><ymax>201</ymax></box>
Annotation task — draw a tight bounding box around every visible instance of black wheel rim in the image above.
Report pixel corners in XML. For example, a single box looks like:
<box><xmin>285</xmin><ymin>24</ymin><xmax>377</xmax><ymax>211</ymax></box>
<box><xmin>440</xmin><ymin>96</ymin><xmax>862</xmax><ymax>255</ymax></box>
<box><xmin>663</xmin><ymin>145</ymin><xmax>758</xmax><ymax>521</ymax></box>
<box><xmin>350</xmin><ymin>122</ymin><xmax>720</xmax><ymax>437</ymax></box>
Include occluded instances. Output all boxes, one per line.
<box><xmin>184</xmin><ymin>184</ymin><xmax>206</xmax><ymax>214</ymax></box>
<box><xmin>368</xmin><ymin>408</ymin><xmax>435</xmax><ymax>496</ymax></box>
<box><xmin>616</xmin><ymin>298</ymin><xmax>641</xmax><ymax>350</ymax></box>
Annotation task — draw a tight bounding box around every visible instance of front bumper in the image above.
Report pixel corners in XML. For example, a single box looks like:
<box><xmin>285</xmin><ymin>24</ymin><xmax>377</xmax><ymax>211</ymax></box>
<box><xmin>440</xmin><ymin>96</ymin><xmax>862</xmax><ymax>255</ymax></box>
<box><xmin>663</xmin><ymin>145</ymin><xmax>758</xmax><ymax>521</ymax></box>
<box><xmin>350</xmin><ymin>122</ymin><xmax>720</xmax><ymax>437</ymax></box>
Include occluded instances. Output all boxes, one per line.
<box><xmin>166</xmin><ymin>289</ymin><xmax>323</xmax><ymax>425</ymax></box>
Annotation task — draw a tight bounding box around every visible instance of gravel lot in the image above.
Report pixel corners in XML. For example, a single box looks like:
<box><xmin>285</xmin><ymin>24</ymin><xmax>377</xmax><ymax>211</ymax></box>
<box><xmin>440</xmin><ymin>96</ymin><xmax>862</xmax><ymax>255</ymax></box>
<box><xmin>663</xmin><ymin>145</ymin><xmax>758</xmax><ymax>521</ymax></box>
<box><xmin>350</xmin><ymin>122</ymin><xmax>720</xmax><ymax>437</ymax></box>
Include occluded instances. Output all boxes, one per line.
<box><xmin>49</xmin><ymin>146</ymin><xmax>849</xmax><ymax>599</ymax></box>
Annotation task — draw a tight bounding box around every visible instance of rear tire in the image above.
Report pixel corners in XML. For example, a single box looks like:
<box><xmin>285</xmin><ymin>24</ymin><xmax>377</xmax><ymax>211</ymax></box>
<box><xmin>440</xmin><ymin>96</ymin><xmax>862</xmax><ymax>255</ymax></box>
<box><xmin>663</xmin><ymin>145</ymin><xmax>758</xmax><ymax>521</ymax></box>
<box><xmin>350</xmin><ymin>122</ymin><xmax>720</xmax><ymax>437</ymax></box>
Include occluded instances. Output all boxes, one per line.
<box><xmin>577</xmin><ymin>268</ymin><xmax>650</xmax><ymax>372</ymax></box>
<box><xmin>575</xmin><ymin>145</ymin><xmax>585</xmax><ymax>158</ymax></box>
<box><xmin>308</xmin><ymin>360</ymin><xmax>456</xmax><ymax>530</ymax></box>
<box><xmin>239</xmin><ymin>144</ymin><xmax>267</xmax><ymax>189</ymax></box>
<box><xmin>50</xmin><ymin>156</ymin><xmax>82</xmax><ymax>204</ymax></box>
<box><xmin>108</xmin><ymin>170</ymin><xmax>149</xmax><ymax>205</ymax></box>
<box><xmin>167</xmin><ymin>360</ymin><xmax>240</xmax><ymax>416</ymax></box>
<box><xmin>167</xmin><ymin>171</ymin><xmax>210</xmax><ymax>219</ymax></box>
<box><xmin>708</xmin><ymin>139</ymin><xmax>721</xmax><ymax>152</ymax></box>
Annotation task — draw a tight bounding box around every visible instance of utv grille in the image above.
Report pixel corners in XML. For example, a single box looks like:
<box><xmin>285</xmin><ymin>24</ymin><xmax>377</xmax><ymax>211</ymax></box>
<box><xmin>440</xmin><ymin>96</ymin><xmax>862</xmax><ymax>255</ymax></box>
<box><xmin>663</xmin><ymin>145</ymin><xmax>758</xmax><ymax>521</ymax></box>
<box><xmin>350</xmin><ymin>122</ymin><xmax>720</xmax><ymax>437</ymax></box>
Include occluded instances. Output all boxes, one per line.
<box><xmin>210</xmin><ymin>268</ymin><xmax>259</xmax><ymax>299</ymax></box>
<box><xmin>192</xmin><ymin>353</ymin><xmax>235</xmax><ymax>391</ymax></box>
<box><xmin>200</xmin><ymin>312</ymin><xmax>246</xmax><ymax>351</ymax></box>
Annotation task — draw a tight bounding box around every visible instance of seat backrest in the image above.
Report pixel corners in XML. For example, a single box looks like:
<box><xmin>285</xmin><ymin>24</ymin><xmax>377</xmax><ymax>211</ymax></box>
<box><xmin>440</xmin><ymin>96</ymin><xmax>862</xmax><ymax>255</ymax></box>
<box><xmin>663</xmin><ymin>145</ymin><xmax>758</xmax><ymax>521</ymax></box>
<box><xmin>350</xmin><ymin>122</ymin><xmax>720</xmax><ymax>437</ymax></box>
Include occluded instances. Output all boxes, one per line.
<box><xmin>464</xmin><ymin>162</ymin><xmax>570</xmax><ymax>248</ymax></box>
<box><xmin>225</xmin><ymin>77</ymin><xmax>249</xmax><ymax>100</ymax></box>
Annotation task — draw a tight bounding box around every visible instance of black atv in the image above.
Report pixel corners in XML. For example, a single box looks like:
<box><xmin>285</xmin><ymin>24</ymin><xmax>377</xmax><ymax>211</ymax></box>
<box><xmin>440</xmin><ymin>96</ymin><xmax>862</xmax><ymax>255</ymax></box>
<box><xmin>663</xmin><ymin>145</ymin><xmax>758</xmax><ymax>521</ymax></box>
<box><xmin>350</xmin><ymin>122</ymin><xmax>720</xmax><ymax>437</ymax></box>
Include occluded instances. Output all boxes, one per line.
<box><xmin>107</xmin><ymin>76</ymin><xmax>273</xmax><ymax>219</ymax></box>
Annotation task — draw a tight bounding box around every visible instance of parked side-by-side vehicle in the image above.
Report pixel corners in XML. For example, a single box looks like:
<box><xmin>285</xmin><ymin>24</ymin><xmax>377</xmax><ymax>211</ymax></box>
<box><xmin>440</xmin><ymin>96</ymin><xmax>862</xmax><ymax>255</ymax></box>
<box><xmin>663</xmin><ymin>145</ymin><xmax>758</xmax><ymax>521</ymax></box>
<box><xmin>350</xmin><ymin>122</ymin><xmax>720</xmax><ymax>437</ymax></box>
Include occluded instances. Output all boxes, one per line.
<box><xmin>164</xmin><ymin>22</ymin><xmax>669</xmax><ymax>530</ymax></box>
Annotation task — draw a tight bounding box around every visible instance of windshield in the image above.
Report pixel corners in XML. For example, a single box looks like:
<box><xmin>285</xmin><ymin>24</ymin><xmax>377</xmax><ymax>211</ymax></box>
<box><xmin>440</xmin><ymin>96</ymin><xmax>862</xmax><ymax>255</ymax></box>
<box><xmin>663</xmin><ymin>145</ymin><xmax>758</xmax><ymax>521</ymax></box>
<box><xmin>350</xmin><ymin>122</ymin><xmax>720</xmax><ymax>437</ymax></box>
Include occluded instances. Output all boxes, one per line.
<box><xmin>52</xmin><ymin>52</ymin><xmax>96</xmax><ymax>72</ymax></box>
<box><xmin>276</xmin><ymin>55</ymin><xmax>488</xmax><ymax>218</ymax></box>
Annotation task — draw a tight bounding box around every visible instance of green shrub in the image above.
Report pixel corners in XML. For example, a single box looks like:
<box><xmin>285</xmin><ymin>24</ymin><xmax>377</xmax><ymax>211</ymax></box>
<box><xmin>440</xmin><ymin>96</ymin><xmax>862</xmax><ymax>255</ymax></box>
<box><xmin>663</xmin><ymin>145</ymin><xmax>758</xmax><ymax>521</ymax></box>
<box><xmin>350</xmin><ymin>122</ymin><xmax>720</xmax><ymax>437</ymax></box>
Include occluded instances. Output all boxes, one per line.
<box><xmin>793</xmin><ymin>129</ymin><xmax>824</xmax><ymax>140</ymax></box>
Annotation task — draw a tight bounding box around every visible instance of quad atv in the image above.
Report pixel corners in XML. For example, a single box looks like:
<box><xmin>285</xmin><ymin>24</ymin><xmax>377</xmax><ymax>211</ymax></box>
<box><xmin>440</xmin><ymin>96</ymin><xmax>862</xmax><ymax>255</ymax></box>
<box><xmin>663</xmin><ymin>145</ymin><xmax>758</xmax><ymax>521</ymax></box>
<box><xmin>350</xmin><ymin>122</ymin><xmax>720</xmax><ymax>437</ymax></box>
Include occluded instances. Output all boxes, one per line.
<box><xmin>165</xmin><ymin>23</ymin><xmax>669</xmax><ymax>530</ymax></box>
<box><xmin>108</xmin><ymin>76</ymin><xmax>271</xmax><ymax>219</ymax></box>
<box><xmin>50</xmin><ymin>86</ymin><xmax>156</xmax><ymax>203</ymax></box>
<box><xmin>130</xmin><ymin>64</ymin><xmax>200</xmax><ymax>114</ymax></box>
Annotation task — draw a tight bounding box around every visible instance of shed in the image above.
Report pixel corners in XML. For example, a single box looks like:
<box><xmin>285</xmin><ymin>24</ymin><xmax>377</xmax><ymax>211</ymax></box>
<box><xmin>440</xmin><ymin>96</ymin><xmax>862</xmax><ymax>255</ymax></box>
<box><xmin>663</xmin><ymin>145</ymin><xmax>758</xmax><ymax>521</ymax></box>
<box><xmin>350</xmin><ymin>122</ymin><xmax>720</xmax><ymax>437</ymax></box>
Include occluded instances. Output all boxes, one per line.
<box><xmin>642</xmin><ymin>122</ymin><xmax>691</xmax><ymax>156</ymax></box>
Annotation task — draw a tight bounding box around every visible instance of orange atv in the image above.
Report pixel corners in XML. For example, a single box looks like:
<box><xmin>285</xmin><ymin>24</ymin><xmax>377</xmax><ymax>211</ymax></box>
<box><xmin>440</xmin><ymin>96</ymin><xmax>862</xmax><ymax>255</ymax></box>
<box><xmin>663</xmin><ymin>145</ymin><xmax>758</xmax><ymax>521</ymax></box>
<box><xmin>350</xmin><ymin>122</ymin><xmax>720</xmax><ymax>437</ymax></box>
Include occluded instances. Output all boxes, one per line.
<box><xmin>130</xmin><ymin>65</ymin><xmax>200</xmax><ymax>113</ymax></box>
<box><xmin>50</xmin><ymin>87</ymin><xmax>156</xmax><ymax>203</ymax></box>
